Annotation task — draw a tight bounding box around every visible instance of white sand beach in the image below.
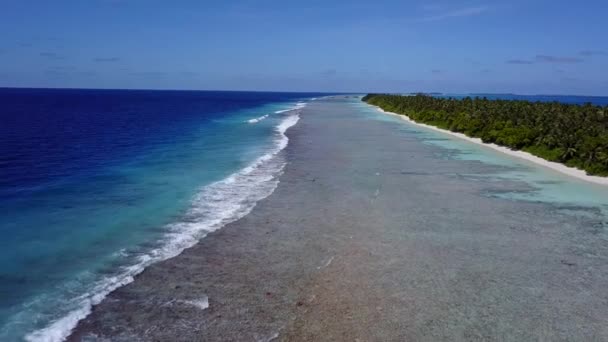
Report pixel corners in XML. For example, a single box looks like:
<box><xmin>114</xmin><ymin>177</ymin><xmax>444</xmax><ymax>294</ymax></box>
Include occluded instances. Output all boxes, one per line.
<box><xmin>373</xmin><ymin>105</ymin><xmax>608</xmax><ymax>186</ymax></box>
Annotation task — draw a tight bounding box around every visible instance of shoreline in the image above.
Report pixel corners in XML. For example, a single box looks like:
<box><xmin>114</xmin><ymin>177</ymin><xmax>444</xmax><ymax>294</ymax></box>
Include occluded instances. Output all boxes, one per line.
<box><xmin>371</xmin><ymin>105</ymin><xmax>608</xmax><ymax>186</ymax></box>
<box><xmin>26</xmin><ymin>106</ymin><xmax>304</xmax><ymax>342</ymax></box>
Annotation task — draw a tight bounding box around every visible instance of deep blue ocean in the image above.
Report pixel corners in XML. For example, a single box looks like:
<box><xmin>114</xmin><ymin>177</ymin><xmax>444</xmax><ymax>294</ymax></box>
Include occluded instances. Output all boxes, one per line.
<box><xmin>0</xmin><ymin>89</ymin><xmax>328</xmax><ymax>341</ymax></box>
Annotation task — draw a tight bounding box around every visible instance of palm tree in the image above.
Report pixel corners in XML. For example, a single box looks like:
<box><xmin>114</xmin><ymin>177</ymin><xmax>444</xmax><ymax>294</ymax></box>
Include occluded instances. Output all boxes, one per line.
<box><xmin>363</xmin><ymin>94</ymin><xmax>608</xmax><ymax>175</ymax></box>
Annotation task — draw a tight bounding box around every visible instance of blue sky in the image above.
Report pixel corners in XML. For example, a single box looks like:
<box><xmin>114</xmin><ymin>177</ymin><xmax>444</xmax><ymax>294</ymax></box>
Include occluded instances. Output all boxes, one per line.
<box><xmin>0</xmin><ymin>0</ymin><xmax>607</xmax><ymax>95</ymax></box>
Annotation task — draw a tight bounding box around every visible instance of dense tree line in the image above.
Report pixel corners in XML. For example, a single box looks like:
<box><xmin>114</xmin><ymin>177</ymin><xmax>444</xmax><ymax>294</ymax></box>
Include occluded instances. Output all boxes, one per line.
<box><xmin>363</xmin><ymin>94</ymin><xmax>608</xmax><ymax>176</ymax></box>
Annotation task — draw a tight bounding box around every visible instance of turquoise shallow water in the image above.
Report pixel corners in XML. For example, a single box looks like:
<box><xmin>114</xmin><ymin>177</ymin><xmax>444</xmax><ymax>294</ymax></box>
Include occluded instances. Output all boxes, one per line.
<box><xmin>354</xmin><ymin>99</ymin><xmax>608</xmax><ymax>210</ymax></box>
<box><xmin>0</xmin><ymin>89</ymin><xmax>324</xmax><ymax>342</ymax></box>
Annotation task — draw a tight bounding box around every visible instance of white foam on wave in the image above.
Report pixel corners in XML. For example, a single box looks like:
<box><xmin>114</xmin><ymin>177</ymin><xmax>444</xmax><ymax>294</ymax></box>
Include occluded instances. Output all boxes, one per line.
<box><xmin>25</xmin><ymin>106</ymin><xmax>304</xmax><ymax>342</ymax></box>
<box><xmin>249</xmin><ymin>101</ymin><xmax>307</xmax><ymax>122</ymax></box>
<box><xmin>317</xmin><ymin>256</ymin><xmax>335</xmax><ymax>270</ymax></box>
<box><xmin>275</xmin><ymin>101</ymin><xmax>307</xmax><ymax>114</ymax></box>
<box><xmin>258</xmin><ymin>332</ymin><xmax>280</xmax><ymax>342</ymax></box>
<box><xmin>247</xmin><ymin>114</ymin><xmax>269</xmax><ymax>124</ymax></box>
<box><xmin>181</xmin><ymin>296</ymin><xmax>209</xmax><ymax>310</ymax></box>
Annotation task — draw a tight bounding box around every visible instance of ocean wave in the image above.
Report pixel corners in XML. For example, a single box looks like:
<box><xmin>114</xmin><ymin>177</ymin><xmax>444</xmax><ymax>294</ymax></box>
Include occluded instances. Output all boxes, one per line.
<box><xmin>25</xmin><ymin>105</ymin><xmax>304</xmax><ymax>342</ymax></box>
<box><xmin>180</xmin><ymin>296</ymin><xmax>209</xmax><ymax>310</ymax></box>
<box><xmin>275</xmin><ymin>102</ymin><xmax>307</xmax><ymax>114</ymax></box>
<box><xmin>247</xmin><ymin>114</ymin><xmax>269</xmax><ymax>124</ymax></box>
<box><xmin>248</xmin><ymin>102</ymin><xmax>307</xmax><ymax>123</ymax></box>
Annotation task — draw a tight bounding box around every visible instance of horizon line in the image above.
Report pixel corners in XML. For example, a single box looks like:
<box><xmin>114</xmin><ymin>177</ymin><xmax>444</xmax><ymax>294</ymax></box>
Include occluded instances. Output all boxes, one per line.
<box><xmin>0</xmin><ymin>86</ymin><xmax>606</xmax><ymax>98</ymax></box>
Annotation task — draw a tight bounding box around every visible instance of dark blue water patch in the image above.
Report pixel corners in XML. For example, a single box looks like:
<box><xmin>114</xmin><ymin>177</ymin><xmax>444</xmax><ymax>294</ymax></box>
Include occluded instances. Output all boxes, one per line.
<box><xmin>0</xmin><ymin>88</ymin><xmax>329</xmax><ymax>199</ymax></box>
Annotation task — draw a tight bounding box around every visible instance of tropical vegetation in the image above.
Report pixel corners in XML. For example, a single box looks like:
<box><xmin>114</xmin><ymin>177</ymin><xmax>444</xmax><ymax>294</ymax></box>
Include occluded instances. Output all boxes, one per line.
<box><xmin>363</xmin><ymin>94</ymin><xmax>608</xmax><ymax>176</ymax></box>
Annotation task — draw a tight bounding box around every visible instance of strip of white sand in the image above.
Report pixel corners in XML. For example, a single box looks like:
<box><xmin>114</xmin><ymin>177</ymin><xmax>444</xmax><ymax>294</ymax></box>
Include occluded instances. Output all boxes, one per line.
<box><xmin>371</xmin><ymin>105</ymin><xmax>608</xmax><ymax>186</ymax></box>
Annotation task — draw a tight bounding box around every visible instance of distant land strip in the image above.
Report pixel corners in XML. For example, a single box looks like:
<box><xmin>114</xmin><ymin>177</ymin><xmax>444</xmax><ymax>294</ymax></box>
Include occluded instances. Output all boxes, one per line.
<box><xmin>363</xmin><ymin>94</ymin><xmax>608</xmax><ymax>176</ymax></box>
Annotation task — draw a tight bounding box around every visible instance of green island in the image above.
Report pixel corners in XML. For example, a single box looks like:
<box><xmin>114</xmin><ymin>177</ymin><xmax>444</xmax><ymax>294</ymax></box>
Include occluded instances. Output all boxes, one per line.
<box><xmin>363</xmin><ymin>94</ymin><xmax>608</xmax><ymax>176</ymax></box>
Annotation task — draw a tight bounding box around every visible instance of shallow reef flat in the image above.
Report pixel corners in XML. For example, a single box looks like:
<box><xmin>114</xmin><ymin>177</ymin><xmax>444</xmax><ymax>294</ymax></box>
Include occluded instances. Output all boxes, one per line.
<box><xmin>70</xmin><ymin>96</ymin><xmax>608</xmax><ymax>341</ymax></box>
